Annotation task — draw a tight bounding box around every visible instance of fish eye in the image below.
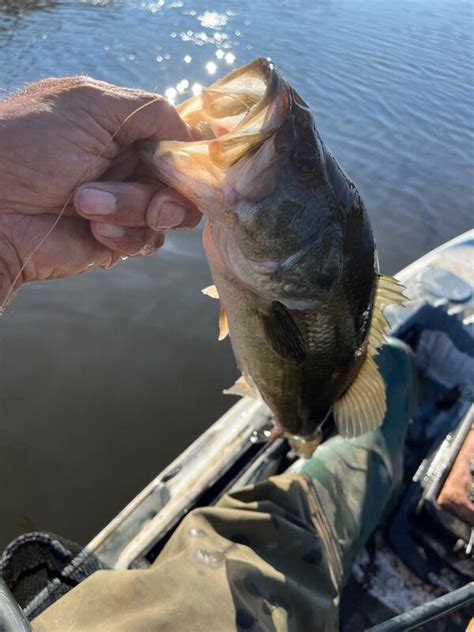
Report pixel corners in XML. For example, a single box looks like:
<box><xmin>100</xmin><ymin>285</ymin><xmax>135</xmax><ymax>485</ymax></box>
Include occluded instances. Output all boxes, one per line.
<box><xmin>291</xmin><ymin>142</ymin><xmax>319</xmax><ymax>174</ymax></box>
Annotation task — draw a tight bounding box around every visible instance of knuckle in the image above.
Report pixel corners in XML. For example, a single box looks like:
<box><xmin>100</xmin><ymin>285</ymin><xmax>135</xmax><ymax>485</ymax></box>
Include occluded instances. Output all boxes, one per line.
<box><xmin>155</xmin><ymin>98</ymin><xmax>182</xmax><ymax>128</ymax></box>
<box><xmin>125</xmin><ymin>92</ymin><xmax>170</xmax><ymax>125</ymax></box>
<box><xmin>24</xmin><ymin>76</ymin><xmax>97</xmax><ymax>99</ymax></box>
<box><xmin>154</xmin><ymin>95</ymin><xmax>174</xmax><ymax>114</ymax></box>
<box><xmin>64</xmin><ymin>80</ymin><xmax>111</xmax><ymax>105</ymax></box>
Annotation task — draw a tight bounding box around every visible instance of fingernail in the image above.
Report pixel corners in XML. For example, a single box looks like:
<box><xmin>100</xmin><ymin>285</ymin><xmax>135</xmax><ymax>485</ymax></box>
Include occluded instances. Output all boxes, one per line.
<box><xmin>152</xmin><ymin>202</ymin><xmax>186</xmax><ymax>229</ymax></box>
<box><xmin>95</xmin><ymin>223</ymin><xmax>125</xmax><ymax>238</ymax></box>
<box><xmin>79</xmin><ymin>188</ymin><xmax>117</xmax><ymax>215</ymax></box>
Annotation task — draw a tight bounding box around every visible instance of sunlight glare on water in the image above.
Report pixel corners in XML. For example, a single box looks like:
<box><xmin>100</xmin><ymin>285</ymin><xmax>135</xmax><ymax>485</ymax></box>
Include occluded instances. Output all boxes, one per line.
<box><xmin>198</xmin><ymin>10</ymin><xmax>228</xmax><ymax>29</ymax></box>
<box><xmin>164</xmin><ymin>86</ymin><xmax>177</xmax><ymax>103</ymax></box>
<box><xmin>0</xmin><ymin>0</ymin><xmax>472</xmax><ymax>550</ymax></box>
<box><xmin>192</xmin><ymin>82</ymin><xmax>203</xmax><ymax>96</ymax></box>
<box><xmin>205</xmin><ymin>61</ymin><xmax>217</xmax><ymax>75</ymax></box>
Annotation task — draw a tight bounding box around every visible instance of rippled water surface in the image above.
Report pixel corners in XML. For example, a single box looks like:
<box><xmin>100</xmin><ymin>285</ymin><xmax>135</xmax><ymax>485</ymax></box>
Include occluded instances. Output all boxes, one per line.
<box><xmin>0</xmin><ymin>0</ymin><xmax>472</xmax><ymax>548</ymax></box>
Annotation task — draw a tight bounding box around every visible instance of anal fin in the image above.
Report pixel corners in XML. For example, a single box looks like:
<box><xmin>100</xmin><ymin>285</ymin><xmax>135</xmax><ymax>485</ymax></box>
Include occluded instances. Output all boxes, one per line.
<box><xmin>333</xmin><ymin>355</ymin><xmax>386</xmax><ymax>438</ymax></box>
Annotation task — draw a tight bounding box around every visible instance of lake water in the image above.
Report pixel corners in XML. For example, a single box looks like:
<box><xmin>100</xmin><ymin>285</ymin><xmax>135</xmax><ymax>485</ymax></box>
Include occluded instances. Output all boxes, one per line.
<box><xmin>0</xmin><ymin>0</ymin><xmax>472</xmax><ymax>550</ymax></box>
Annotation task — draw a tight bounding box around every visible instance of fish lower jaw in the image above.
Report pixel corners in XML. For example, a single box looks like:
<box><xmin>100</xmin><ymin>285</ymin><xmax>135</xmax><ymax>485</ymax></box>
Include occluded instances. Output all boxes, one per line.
<box><xmin>282</xmin><ymin>407</ymin><xmax>332</xmax><ymax>444</ymax></box>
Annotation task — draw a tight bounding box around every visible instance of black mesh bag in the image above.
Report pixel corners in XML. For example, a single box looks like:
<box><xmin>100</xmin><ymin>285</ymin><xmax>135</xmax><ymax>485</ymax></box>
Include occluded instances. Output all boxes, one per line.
<box><xmin>0</xmin><ymin>531</ymin><xmax>109</xmax><ymax>620</ymax></box>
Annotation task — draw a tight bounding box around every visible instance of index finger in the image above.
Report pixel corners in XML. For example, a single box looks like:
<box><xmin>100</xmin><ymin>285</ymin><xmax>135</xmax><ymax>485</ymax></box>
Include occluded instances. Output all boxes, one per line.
<box><xmin>95</xmin><ymin>84</ymin><xmax>194</xmax><ymax>145</ymax></box>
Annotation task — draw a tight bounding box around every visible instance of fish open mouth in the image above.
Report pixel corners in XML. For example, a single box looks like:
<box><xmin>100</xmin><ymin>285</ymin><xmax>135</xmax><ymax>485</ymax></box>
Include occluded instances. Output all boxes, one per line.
<box><xmin>180</xmin><ymin>57</ymin><xmax>288</xmax><ymax>147</ymax></box>
<box><xmin>138</xmin><ymin>58</ymin><xmax>291</xmax><ymax>213</ymax></box>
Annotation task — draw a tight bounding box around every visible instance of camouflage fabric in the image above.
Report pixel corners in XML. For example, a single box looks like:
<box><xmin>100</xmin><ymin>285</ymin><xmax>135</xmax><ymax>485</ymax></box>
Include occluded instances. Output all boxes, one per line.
<box><xmin>33</xmin><ymin>339</ymin><xmax>416</xmax><ymax>632</ymax></box>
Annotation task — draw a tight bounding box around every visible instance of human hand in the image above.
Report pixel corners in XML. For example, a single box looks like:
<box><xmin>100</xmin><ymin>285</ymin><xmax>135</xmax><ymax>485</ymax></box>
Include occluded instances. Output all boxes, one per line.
<box><xmin>0</xmin><ymin>77</ymin><xmax>201</xmax><ymax>306</ymax></box>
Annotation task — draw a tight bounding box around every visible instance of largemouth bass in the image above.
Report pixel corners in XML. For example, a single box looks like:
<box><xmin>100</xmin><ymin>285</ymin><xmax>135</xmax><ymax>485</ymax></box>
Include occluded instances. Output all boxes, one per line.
<box><xmin>141</xmin><ymin>58</ymin><xmax>405</xmax><ymax>445</ymax></box>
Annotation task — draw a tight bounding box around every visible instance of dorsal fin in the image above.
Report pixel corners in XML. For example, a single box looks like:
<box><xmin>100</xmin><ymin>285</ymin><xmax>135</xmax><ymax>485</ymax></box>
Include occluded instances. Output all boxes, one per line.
<box><xmin>368</xmin><ymin>275</ymin><xmax>407</xmax><ymax>356</ymax></box>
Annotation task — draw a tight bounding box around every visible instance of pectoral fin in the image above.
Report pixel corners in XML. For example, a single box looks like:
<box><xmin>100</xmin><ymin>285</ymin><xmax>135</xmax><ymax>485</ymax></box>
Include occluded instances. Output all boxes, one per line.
<box><xmin>261</xmin><ymin>301</ymin><xmax>305</xmax><ymax>362</ymax></box>
<box><xmin>333</xmin><ymin>355</ymin><xmax>386</xmax><ymax>438</ymax></box>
